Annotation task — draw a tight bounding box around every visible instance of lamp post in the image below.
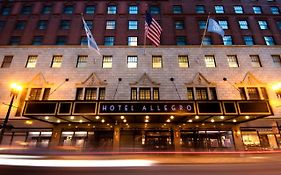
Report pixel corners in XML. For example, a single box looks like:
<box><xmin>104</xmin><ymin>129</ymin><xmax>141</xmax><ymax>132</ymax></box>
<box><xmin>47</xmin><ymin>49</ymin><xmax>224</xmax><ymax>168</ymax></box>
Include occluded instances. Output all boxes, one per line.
<box><xmin>0</xmin><ymin>83</ymin><xmax>22</xmax><ymax>144</ymax></box>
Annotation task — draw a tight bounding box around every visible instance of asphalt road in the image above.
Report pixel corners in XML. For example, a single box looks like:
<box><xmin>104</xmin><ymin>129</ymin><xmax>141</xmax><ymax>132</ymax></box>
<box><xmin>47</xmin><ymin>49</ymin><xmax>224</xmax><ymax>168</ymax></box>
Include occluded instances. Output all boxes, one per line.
<box><xmin>1</xmin><ymin>162</ymin><xmax>281</xmax><ymax>175</ymax></box>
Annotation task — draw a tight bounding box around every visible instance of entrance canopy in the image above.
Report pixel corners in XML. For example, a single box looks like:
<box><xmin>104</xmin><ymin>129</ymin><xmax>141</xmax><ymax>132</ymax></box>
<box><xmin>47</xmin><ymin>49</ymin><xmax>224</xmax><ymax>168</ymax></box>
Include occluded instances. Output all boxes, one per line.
<box><xmin>23</xmin><ymin>100</ymin><xmax>273</xmax><ymax>125</ymax></box>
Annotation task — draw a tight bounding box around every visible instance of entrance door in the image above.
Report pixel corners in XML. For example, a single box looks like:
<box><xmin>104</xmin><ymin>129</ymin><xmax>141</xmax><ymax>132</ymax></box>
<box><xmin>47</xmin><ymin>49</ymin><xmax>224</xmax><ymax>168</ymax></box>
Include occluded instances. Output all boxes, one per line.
<box><xmin>145</xmin><ymin>131</ymin><xmax>172</xmax><ymax>151</ymax></box>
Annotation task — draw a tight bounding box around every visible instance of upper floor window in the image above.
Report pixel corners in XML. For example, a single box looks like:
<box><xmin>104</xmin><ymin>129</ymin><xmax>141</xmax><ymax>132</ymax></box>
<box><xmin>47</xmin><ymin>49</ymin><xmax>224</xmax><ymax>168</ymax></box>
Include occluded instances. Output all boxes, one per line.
<box><xmin>198</xmin><ymin>21</ymin><xmax>207</xmax><ymax>29</ymax></box>
<box><xmin>234</xmin><ymin>6</ymin><xmax>243</xmax><ymax>14</ymax></box>
<box><xmin>127</xmin><ymin>56</ymin><xmax>138</xmax><ymax>68</ymax></box>
<box><xmin>85</xmin><ymin>5</ymin><xmax>95</xmax><ymax>14</ymax></box>
<box><xmin>187</xmin><ymin>87</ymin><xmax>217</xmax><ymax>100</ymax></box>
<box><xmin>29</xmin><ymin>88</ymin><xmax>51</xmax><ymax>100</ymax></box>
<box><xmin>9</xmin><ymin>36</ymin><xmax>20</xmax><ymax>45</ymax></box>
<box><xmin>176</xmin><ymin>36</ymin><xmax>186</xmax><ymax>45</ymax></box>
<box><xmin>76</xmin><ymin>87</ymin><xmax>105</xmax><ymax>100</ymax></box>
<box><xmin>258</xmin><ymin>21</ymin><xmax>268</xmax><ymax>30</ymax></box>
<box><xmin>80</xmin><ymin>36</ymin><xmax>87</xmax><ymax>45</ymax></box>
<box><xmin>250</xmin><ymin>55</ymin><xmax>262</xmax><ymax>67</ymax></box>
<box><xmin>25</xmin><ymin>55</ymin><xmax>38</xmax><ymax>68</ymax></box>
<box><xmin>32</xmin><ymin>36</ymin><xmax>43</xmax><ymax>45</ymax></box>
<box><xmin>173</xmin><ymin>5</ymin><xmax>183</xmax><ymax>14</ymax></box>
<box><xmin>15</xmin><ymin>21</ymin><xmax>26</xmax><ymax>30</ymax></box>
<box><xmin>218</xmin><ymin>20</ymin><xmax>228</xmax><ymax>29</ymax></box>
<box><xmin>60</xmin><ymin>20</ymin><xmax>71</xmax><ymax>30</ymax></box>
<box><xmin>1</xmin><ymin>56</ymin><xmax>13</xmax><ymax>68</ymax></box>
<box><xmin>1</xmin><ymin>7</ymin><xmax>11</xmax><ymax>16</ymax></box>
<box><xmin>178</xmin><ymin>55</ymin><xmax>189</xmax><ymax>68</ymax></box>
<box><xmin>202</xmin><ymin>36</ymin><xmax>212</xmax><ymax>45</ymax></box>
<box><xmin>272</xmin><ymin>55</ymin><xmax>281</xmax><ymax>67</ymax></box>
<box><xmin>102</xmin><ymin>55</ymin><xmax>112</xmax><ymax>68</ymax></box>
<box><xmin>21</xmin><ymin>5</ymin><xmax>32</xmax><ymax>15</ymax></box>
<box><xmin>76</xmin><ymin>55</ymin><xmax>87</xmax><ymax>68</ymax></box>
<box><xmin>104</xmin><ymin>36</ymin><xmax>114</xmax><ymax>46</ymax></box>
<box><xmin>227</xmin><ymin>55</ymin><xmax>239</xmax><ymax>67</ymax></box>
<box><xmin>0</xmin><ymin>21</ymin><xmax>5</xmax><ymax>31</ymax></box>
<box><xmin>41</xmin><ymin>5</ymin><xmax>52</xmax><ymax>14</ymax></box>
<box><xmin>239</xmin><ymin>87</ymin><xmax>268</xmax><ymax>100</ymax></box>
<box><xmin>243</xmin><ymin>36</ymin><xmax>254</xmax><ymax>45</ymax></box>
<box><xmin>37</xmin><ymin>20</ymin><xmax>48</xmax><ymax>30</ymax></box>
<box><xmin>271</xmin><ymin>6</ymin><xmax>280</xmax><ymax>14</ymax></box>
<box><xmin>253</xmin><ymin>6</ymin><xmax>262</xmax><ymax>14</ymax></box>
<box><xmin>196</xmin><ymin>5</ymin><xmax>205</xmax><ymax>14</ymax></box>
<box><xmin>223</xmin><ymin>35</ymin><xmax>233</xmax><ymax>45</ymax></box>
<box><xmin>128</xmin><ymin>36</ymin><xmax>138</xmax><ymax>46</ymax></box>
<box><xmin>63</xmin><ymin>5</ymin><xmax>74</xmax><ymax>14</ymax></box>
<box><xmin>204</xmin><ymin>55</ymin><xmax>216</xmax><ymax>67</ymax></box>
<box><xmin>247</xmin><ymin>87</ymin><xmax>260</xmax><ymax>100</ymax></box>
<box><xmin>152</xmin><ymin>55</ymin><xmax>162</xmax><ymax>68</ymax></box>
<box><xmin>150</xmin><ymin>6</ymin><xmax>160</xmax><ymax>14</ymax></box>
<box><xmin>277</xmin><ymin>21</ymin><xmax>281</xmax><ymax>30</ymax></box>
<box><xmin>106</xmin><ymin>20</ymin><xmax>116</xmax><ymax>29</ymax></box>
<box><xmin>215</xmin><ymin>5</ymin><xmax>224</xmax><ymax>14</ymax></box>
<box><xmin>129</xmin><ymin>5</ymin><xmax>138</xmax><ymax>14</ymax></box>
<box><xmin>239</xmin><ymin>20</ymin><xmax>248</xmax><ymax>29</ymax></box>
<box><xmin>175</xmin><ymin>20</ymin><xmax>184</xmax><ymax>29</ymax></box>
<box><xmin>264</xmin><ymin>36</ymin><xmax>275</xmax><ymax>45</ymax></box>
<box><xmin>107</xmin><ymin>5</ymin><xmax>117</xmax><ymax>14</ymax></box>
<box><xmin>131</xmin><ymin>87</ymin><xmax>159</xmax><ymax>100</ymax></box>
<box><xmin>56</xmin><ymin>36</ymin><xmax>67</xmax><ymax>45</ymax></box>
<box><xmin>128</xmin><ymin>20</ymin><xmax>138</xmax><ymax>30</ymax></box>
<box><xmin>84</xmin><ymin>20</ymin><xmax>93</xmax><ymax>29</ymax></box>
<box><xmin>51</xmin><ymin>55</ymin><xmax>63</xmax><ymax>68</ymax></box>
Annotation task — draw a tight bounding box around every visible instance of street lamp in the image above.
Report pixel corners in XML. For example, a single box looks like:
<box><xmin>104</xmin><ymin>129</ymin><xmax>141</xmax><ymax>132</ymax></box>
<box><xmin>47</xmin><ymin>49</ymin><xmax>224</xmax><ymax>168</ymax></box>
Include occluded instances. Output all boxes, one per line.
<box><xmin>0</xmin><ymin>83</ymin><xmax>22</xmax><ymax>144</ymax></box>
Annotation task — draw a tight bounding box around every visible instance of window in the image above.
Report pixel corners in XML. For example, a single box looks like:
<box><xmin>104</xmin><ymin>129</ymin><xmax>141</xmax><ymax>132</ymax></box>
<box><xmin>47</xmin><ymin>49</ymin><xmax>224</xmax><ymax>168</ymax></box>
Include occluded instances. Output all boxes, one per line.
<box><xmin>218</xmin><ymin>20</ymin><xmax>228</xmax><ymax>29</ymax></box>
<box><xmin>271</xmin><ymin>6</ymin><xmax>280</xmax><ymax>14</ymax></box>
<box><xmin>202</xmin><ymin>36</ymin><xmax>212</xmax><ymax>45</ymax></box>
<box><xmin>131</xmin><ymin>88</ymin><xmax>137</xmax><ymax>100</ymax></box>
<box><xmin>223</xmin><ymin>36</ymin><xmax>233</xmax><ymax>45</ymax></box>
<box><xmin>258</xmin><ymin>21</ymin><xmax>268</xmax><ymax>30</ymax></box>
<box><xmin>32</xmin><ymin>36</ymin><xmax>43</xmax><ymax>45</ymax></box>
<box><xmin>204</xmin><ymin>55</ymin><xmax>216</xmax><ymax>67</ymax></box>
<box><xmin>175</xmin><ymin>21</ymin><xmax>184</xmax><ymax>29</ymax></box>
<box><xmin>150</xmin><ymin>6</ymin><xmax>160</xmax><ymax>14</ymax></box>
<box><xmin>41</xmin><ymin>5</ymin><xmax>52</xmax><ymax>14</ymax></box>
<box><xmin>234</xmin><ymin>6</ymin><xmax>243</xmax><ymax>14</ymax></box>
<box><xmin>60</xmin><ymin>20</ymin><xmax>70</xmax><ymax>30</ymax></box>
<box><xmin>186</xmin><ymin>88</ymin><xmax>194</xmax><ymax>100</ymax></box>
<box><xmin>152</xmin><ymin>56</ymin><xmax>162</xmax><ymax>68</ymax></box>
<box><xmin>80</xmin><ymin>36</ymin><xmax>87</xmax><ymax>45</ymax></box>
<box><xmin>215</xmin><ymin>5</ymin><xmax>224</xmax><ymax>14</ymax></box>
<box><xmin>128</xmin><ymin>20</ymin><xmax>138</xmax><ymax>30</ymax></box>
<box><xmin>51</xmin><ymin>55</ymin><xmax>62</xmax><ymax>68</ymax></box>
<box><xmin>129</xmin><ymin>5</ymin><xmax>138</xmax><ymax>14</ymax></box>
<box><xmin>139</xmin><ymin>88</ymin><xmax>151</xmax><ymax>100</ymax></box>
<box><xmin>107</xmin><ymin>5</ymin><xmax>117</xmax><ymax>14</ymax></box>
<box><xmin>176</xmin><ymin>36</ymin><xmax>186</xmax><ymax>45</ymax></box>
<box><xmin>84</xmin><ymin>20</ymin><xmax>93</xmax><ymax>29</ymax></box>
<box><xmin>173</xmin><ymin>5</ymin><xmax>182</xmax><ymax>14</ymax></box>
<box><xmin>102</xmin><ymin>56</ymin><xmax>112</xmax><ymax>68</ymax></box>
<box><xmin>153</xmin><ymin>88</ymin><xmax>160</xmax><ymax>100</ymax></box>
<box><xmin>25</xmin><ymin>55</ymin><xmax>37</xmax><ymax>68</ymax></box>
<box><xmin>243</xmin><ymin>36</ymin><xmax>254</xmax><ymax>45</ymax></box>
<box><xmin>272</xmin><ymin>55</ymin><xmax>281</xmax><ymax>67</ymax></box>
<box><xmin>131</xmin><ymin>87</ymin><xmax>159</xmax><ymax>100</ymax></box>
<box><xmin>209</xmin><ymin>87</ymin><xmax>217</xmax><ymax>100</ymax></box>
<box><xmin>106</xmin><ymin>20</ymin><xmax>116</xmax><ymax>29</ymax></box>
<box><xmin>56</xmin><ymin>36</ymin><xmax>66</xmax><ymax>45</ymax></box>
<box><xmin>199</xmin><ymin>21</ymin><xmax>207</xmax><ymax>29</ymax></box>
<box><xmin>85</xmin><ymin>5</ymin><xmax>95</xmax><ymax>14</ymax></box>
<box><xmin>247</xmin><ymin>87</ymin><xmax>260</xmax><ymax>100</ymax></box>
<box><xmin>15</xmin><ymin>21</ymin><xmax>26</xmax><ymax>30</ymax></box>
<box><xmin>1</xmin><ymin>7</ymin><xmax>11</xmax><ymax>16</ymax></box>
<box><xmin>76</xmin><ymin>88</ymin><xmax>83</xmax><ymax>100</ymax></box>
<box><xmin>0</xmin><ymin>21</ymin><xmax>5</xmax><ymax>31</ymax></box>
<box><xmin>99</xmin><ymin>88</ymin><xmax>106</xmax><ymax>100</ymax></box>
<box><xmin>196</xmin><ymin>5</ymin><xmax>205</xmax><ymax>13</ymax></box>
<box><xmin>64</xmin><ymin>5</ymin><xmax>73</xmax><ymax>14</ymax></box>
<box><xmin>9</xmin><ymin>36</ymin><xmax>20</xmax><ymax>45</ymax></box>
<box><xmin>1</xmin><ymin>56</ymin><xmax>13</xmax><ymax>68</ymax></box>
<box><xmin>250</xmin><ymin>55</ymin><xmax>262</xmax><ymax>67</ymax></box>
<box><xmin>239</xmin><ymin>88</ymin><xmax>247</xmax><ymax>100</ymax></box>
<box><xmin>227</xmin><ymin>55</ymin><xmax>239</xmax><ymax>67</ymax></box>
<box><xmin>260</xmin><ymin>87</ymin><xmax>268</xmax><ymax>100</ymax></box>
<box><xmin>128</xmin><ymin>36</ymin><xmax>137</xmax><ymax>46</ymax></box>
<box><xmin>85</xmin><ymin>88</ymin><xmax>97</xmax><ymax>100</ymax></box>
<box><xmin>178</xmin><ymin>55</ymin><xmax>189</xmax><ymax>68</ymax></box>
<box><xmin>37</xmin><ymin>20</ymin><xmax>48</xmax><ymax>30</ymax></box>
<box><xmin>104</xmin><ymin>36</ymin><xmax>114</xmax><ymax>46</ymax></box>
<box><xmin>127</xmin><ymin>56</ymin><xmax>138</xmax><ymax>68</ymax></box>
<box><xmin>264</xmin><ymin>36</ymin><xmax>275</xmax><ymax>45</ymax></box>
<box><xmin>196</xmin><ymin>88</ymin><xmax>208</xmax><ymax>100</ymax></box>
<box><xmin>21</xmin><ymin>5</ymin><xmax>32</xmax><ymax>15</ymax></box>
<box><xmin>277</xmin><ymin>21</ymin><xmax>281</xmax><ymax>30</ymax></box>
<box><xmin>76</xmin><ymin>55</ymin><xmax>87</xmax><ymax>68</ymax></box>
<box><xmin>253</xmin><ymin>6</ymin><xmax>262</xmax><ymax>14</ymax></box>
<box><xmin>239</xmin><ymin>20</ymin><xmax>248</xmax><ymax>29</ymax></box>
<box><xmin>29</xmin><ymin>88</ymin><xmax>42</xmax><ymax>100</ymax></box>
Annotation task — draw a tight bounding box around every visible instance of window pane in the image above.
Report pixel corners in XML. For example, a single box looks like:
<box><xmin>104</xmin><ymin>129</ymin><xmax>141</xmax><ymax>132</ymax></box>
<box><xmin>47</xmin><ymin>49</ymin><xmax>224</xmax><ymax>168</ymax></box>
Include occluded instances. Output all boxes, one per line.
<box><xmin>106</xmin><ymin>20</ymin><xmax>116</xmax><ymax>29</ymax></box>
<box><xmin>253</xmin><ymin>6</ymin><xmax>262</xmax><ymax>14</ymax></box>
<box><xmin>150</xmin><ymin>6</ymin><xmax>160</xmax><ymax>14</ymax></box>
<box><xmin>260</xmin><ymin>87</ymin><xmax>268</xmax><ymax>99</ymax></box>
<box><xmin>223</xmin><ymin>36</ymin><xmax>233</xmax><ymax>45</ymax></box>
<box><xmin>239</xmin><ymin>20</ymin><xmax>248</xmax><ymax>29</ymax></box>
<box><xmin>250</xmin><ymin>55</ymin><xmax>262</xmax><ymax>67</ymax></box>
<box><xmin>178</xmin><ymin>55</ymin><xmax>189</xmax><ymax>68</ymax></box>
<box><xmin>218</xmin><ymin>20</ymin><xmax>228</xmax><ymax>29</ymax></box>
<box><xmin>196</xmin><ymin>88</ymin><xmax>208</xmax><ymax>100</ymax></box>
<box><xmin>42</xmin><ymin>88</ymin><xmax>51</xmax><ymax>100</ymax></box>
<box><xmin>56</xmin><ymin>36</ymin><xmax>66</xmax><ymax>45</ymax></box>
<box><xmin>198</xmin><ymin>21</ymin><xmax>207</xmax><ymax>29</ymax></box>
<box><xmin>37</xmin><ymin>20</ymin><xmax>48</xmax><ymax>30</ymax></box>
<box><xmin>272</xmin><ymin>55</ymin><xmax>281</xmax><ymax>67</ymax></box>
<box><xmin>26</xmin><ymin>55</ymin><xmax>38</xmax><ymax>68</ymax></box>
<box><xmin>32</xmin><ymin>36</ymin><xmax>43</xmax><ymax>45</ymax></box>
<box><xmin>243</xmin><ymin>36</ymin><xmax>254</xmax><ymax>45</ymax></box>
<box><xmin>1</xmin><ymin>56</ymin><xmax>13</xmax><ymax>68</ymax></box>
<box><xmin>202</xmin><ymin>36</ymin><xmax>212</xmax><ymax>45</ymax></box>
<box><xmin>99</xmin><ymin>88</ymin><xmax>106</xmax><ymax>100</ymax></box>
<box><xmin>247</xmin><ymin>87</ymin><xmax>260</xmax><ymax>100</ymax></box>
<box><xmin>127</xmin><ymin>56</ymin><xmax>138</xmax><ymax>68</ymax></box>
<box><xmin>42</xmin><ymin>5</ymin><xmax>52</xmax><ymax>14</ymax></box>
<box><xmin>29</xmin><ymin>88</ymin><xmax>42</xmax><ymax>100</ymax></box>
<box><xmin>239</xmin><ymin>87</ymin><xmax>247</xmax><ymax>100</ymax></box>
<box><xmin>139</xmin><ymin>88</ymin><xmax>151</xmax><ymax>100</ymax></box>
<box><xmin>128</xmin><ymin>20</ymin><xmax>138</xmax><ymax>30</ymax></box>
<box><xmin>9</xmin><ymin>36</ymin><xmax>20</xmax><ymax>45</ymax></box>
<box><xmin>258</xmin><ymin>21</ymin><xmax>268</xmax><ymax>30</ymax></box>
<box><xmin>204</xmin><ymin>55</ymin><xmax>216</xmax><ymax>67</ymax></box>
<box><xmin>264</xmin><ymin>36</ymin><xmax>275</xmax><ymax>45</ymax></box>
<box><xmin>102</xmin><ymin>56</ymin><xmax>112</xmax><ymax>68</ymax></box>
<box><xmin>128</xmin><ymin>37</ymin><xmax>137</xmax><ymax>46</ymax></box>
<box><xmin>131</xmin><ymin>88</ymin><xmax>137</xmax><ymax>100</ymax></box>
<box><xmin>215</xmin><ymin>5</ymin><xmax>224</xmax><ymax>14</ymax></box>
<box><xmin>104</xmin><ymin>36</ymin><xmax>114</xmax><ymax>46</ymax></box>
<box><xmin>108</xmin><ymin>5</ymin><xmax>117</xmax><ymax>14</ymax></box>
<box><xmin>186</xmin><ymin>87</ymin><xmax>194</xmax><ymax>100</ymax></box>
<box><xmin>271</xmin><ymin>7</ymin><xmax>280</xmax><ymax>14</ymax></box>
<box><xmin>64</xmin><ymin>5</ymin><xmax>73</xmax><ymax>14</ymax></box>
<box><xmin>51</xmin><ymin>55</ymin><xmax>62</xmax><ymax>68</ymax></box>
<box><xmin>152</xmin><ymin>56</ymin><xmax>162</xmax><ymax>68</ymax></box>
<box><xmin>129</xmin><ymin>5</ymin><xmax>138</xmax><ymax>14</ymax></box>
<box><xmin>234</xmin><ymin>6</ymin><xmax>243</xmax><ymax>14</ymax></box>
<box><xmin>173</xmin><ymin>5</ymin><xmax>182</xmax><ymax>14</ymax></box>
<box><xmin>76</xmin><ymin>88</ymin><xmax>83</xmax><ymax>100</ymax></box>
<box><xmin>227</xmin><ymin>55</ymin><xmax>239</xmax><ymax>67</ymax></box>
<box><xmin>209</xmin><ymin>87</ymin><xmax>217</xmax><ymax>100</ymax></box>
<box><xmin>175</xmin><ymin>21</ymin><xmax>184</xmax><ymax>29</ymax></box>
<box><xmin>76</xmin><ymin>55</ymin><xmax>87</xmax><ymax>68</ymax></box>
<box><xmin>85</xmin><ymin>88</ymin><xmax>97</xmax><ymax>100</ymax></box>
<box><xmin>176</xmin><ymin>36</ymin><xmax>186</xmax><ymax>45</ymax></box>
<box><xmin>153</xmin><ymin>88</ymin><xmax>159</xmax><ymax>100</ymax></box>
<box><xmin>85</xmin><ymin>6</ymin><xmax>95</xmax><ymax>14</ymax></box>
<box><xmin>196</xmin><ymin>5</ymin><xmax>205</xmax><ymax>13</ymax></box>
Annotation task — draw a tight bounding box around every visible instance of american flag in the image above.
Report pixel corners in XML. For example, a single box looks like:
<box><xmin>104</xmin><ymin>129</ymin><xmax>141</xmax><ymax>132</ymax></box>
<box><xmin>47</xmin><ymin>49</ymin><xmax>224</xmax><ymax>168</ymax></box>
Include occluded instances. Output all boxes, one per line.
<box><xmin>145</xmin><ymin>11</ymin><xmax>162</xmax><ymax>47</ymax></box>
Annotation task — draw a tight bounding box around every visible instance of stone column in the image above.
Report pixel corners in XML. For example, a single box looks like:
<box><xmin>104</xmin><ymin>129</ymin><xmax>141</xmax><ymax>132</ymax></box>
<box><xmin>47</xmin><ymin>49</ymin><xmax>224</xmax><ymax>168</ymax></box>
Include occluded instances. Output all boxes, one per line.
<box><xmin>173</xmin><ymin>127</ymin><xmax>182</xmax><ymax>152</ymax></box>
<box><xmin>232</xmin><ymin>125</ymin><xmax>244</xmax><ymax>151</ymax></box>
<box><xmin>49</xmin><ymin>124</ymin><xmax>62</xmax><ymax>148</ymax></box>
<box><xmin>113</xmin><ymin>126</ymin><xmax>120</xmax><ymax>152</ymax></box>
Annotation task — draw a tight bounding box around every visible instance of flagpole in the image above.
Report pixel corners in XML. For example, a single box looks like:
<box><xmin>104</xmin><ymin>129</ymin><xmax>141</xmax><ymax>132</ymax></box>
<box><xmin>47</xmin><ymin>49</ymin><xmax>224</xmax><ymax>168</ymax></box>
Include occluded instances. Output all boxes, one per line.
<box><xmin>200</xmin><ymin>12</ymin><xmax>211</xmax><ymax>49</ymax></box>
<box><xmin>143</xmin><ymin>11</ymin><xmax>147</xmax><ymax>55</ymax></box>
